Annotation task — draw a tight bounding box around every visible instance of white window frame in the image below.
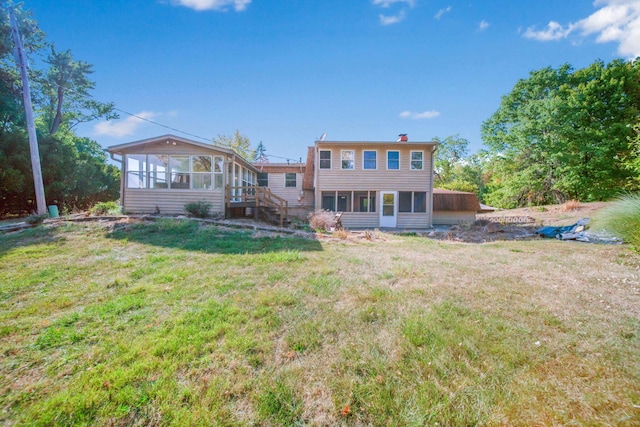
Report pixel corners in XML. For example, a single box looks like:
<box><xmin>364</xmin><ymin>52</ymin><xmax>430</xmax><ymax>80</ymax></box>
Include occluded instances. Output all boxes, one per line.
<box><xmin>363</xmin><ymin>150</ymin><xmax>377</xmax><ymax>170</ymax></box>
<box><xmin>387</xmin><ymin>150</ymin><xmax>400</xmax><ymax>170</ymax></box>
<box><xmin>410</xmin><ymin>150</ymin><xmax>424</xmax><ymax>170</ymax></box>
<box><xmin>341</xmin><ymin>150</ymin><xmax>355</xmax><ymax>170</ymax></box>
<box><xmin>285</xmin><ymin>172</ymin><xmax>297</xmax><ymax>188</ymax></box>
<box><xmin>319</xmin><ymin>150</ymin><xmax>332</xmax><ymax>169</ymax></box>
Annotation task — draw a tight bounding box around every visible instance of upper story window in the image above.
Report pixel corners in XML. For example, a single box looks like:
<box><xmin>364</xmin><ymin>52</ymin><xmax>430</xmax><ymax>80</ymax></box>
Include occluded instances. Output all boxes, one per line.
<box><xmin>341</xmin><ymin>150</ymin><xmax>354</xmax><ymax>170</ymax></box>
<box><xmin>363</xmin><ymin>150</ymin><xmax>377</xmax><ymax>170</ymax></box>
<box><xmin>285</xmin><ymin>173</ymin><xmax>297</xmax><ymax>188</ymax></box>
<box><xmin>411</xmin><ymin>151</ymin><xmax>424</xmax><ymax>170</ymax></box>
<box><xmin>387</xmin><ymin>151</ymin><xmax>399</xmax><ymax>170</ymax></box>
<box><xmin>257</xmin><ymin>172</ymin><xmax>268</xmax><ymax>187</ymax></box>
<box><xmin>319</xmin><ymin>150</ymin><xmax>331</xmax><ymax>169</ymax></box>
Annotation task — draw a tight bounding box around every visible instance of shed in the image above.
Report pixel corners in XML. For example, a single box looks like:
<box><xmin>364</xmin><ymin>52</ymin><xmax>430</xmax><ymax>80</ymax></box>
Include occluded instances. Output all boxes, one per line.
<box><xmin>432</xmin><ymin>188</ymin><xmax>482</xmax><ymax>225</ymax></box>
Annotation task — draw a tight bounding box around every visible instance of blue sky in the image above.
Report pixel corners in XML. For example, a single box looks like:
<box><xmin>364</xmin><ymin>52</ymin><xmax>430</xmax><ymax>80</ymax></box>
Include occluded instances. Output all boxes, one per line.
<box><xmin>23</xmin><ymin>0</ymin><xmax>640</xmax><ymax>162</ymax></box>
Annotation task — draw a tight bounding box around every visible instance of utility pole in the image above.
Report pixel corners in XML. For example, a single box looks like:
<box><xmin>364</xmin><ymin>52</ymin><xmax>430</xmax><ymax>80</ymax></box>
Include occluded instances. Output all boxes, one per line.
<box><xmin>9</xmin><ymin>6</ymin><xmax>47</xmax><ymax>215</ymax></box>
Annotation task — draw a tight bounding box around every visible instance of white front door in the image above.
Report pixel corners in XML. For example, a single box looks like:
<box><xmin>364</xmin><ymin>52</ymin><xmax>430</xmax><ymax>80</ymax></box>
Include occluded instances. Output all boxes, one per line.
<box><xmin>379</xmin><ymin>191</ymin><xmax>397</xmax><ymax>228</ymax></box>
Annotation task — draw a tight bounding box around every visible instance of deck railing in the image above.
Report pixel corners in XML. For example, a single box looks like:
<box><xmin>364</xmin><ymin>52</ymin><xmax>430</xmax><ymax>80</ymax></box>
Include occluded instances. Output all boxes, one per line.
<box><xmin>226</xmin><ymin>186</ymin><xmax>289</xmax><ymax>227</ymax></box>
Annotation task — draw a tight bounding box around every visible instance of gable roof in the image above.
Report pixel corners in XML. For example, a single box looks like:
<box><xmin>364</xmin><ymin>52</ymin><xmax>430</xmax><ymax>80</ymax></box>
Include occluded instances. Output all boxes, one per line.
<box><xmin>107</xmin><ymin>134</ymin><xmax>257</xmax><ymax>171</ymax></box>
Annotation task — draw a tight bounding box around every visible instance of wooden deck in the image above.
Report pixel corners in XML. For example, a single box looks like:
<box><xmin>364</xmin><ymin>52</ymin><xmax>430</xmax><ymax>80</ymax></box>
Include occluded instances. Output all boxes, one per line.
<box><xmin>225</xmin><ymin>186</ymin><xmax>289</xmax><ymax>227</ymax></box>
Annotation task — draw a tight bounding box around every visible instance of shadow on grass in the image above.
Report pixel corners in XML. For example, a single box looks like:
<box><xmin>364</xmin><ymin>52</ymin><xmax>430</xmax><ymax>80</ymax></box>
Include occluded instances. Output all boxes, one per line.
<box><xmin>0</xmin><ymin>225</ymin><xmax>65</xmax><ymax>258</ymax></box>
<box><xmin>105</xmin><ymin>218</ymin><xmax>323</xmax><ymax>254</ymax></box>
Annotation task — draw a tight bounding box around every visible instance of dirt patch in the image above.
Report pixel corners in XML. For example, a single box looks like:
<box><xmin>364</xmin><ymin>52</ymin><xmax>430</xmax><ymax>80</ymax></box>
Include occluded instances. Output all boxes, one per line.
<box><xmin>478</xmin><ymin>201</ymin><xmax>609</xmax><ymax>226</ymax></box>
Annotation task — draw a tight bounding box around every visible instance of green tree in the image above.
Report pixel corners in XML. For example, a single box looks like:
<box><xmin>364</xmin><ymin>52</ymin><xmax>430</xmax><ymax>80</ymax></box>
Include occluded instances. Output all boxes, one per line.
<box><xmin>254</xmin><ymin>140</ymin><xmax>268</xmax><ymax>162</ymax></box>
<box><xmin>482</xmin><ymin>59</ymin><xmax>640</xmax><ymax>208</ymax></box>
<box><xmin>213</xmin><ymin>130</ymin><xmax>254</xmax><ymax>160</ymax></box>
<box><xmin>0</xmin><ymin>131</ymin><xmax>119</xmax><ymax>215</ymax></box>
<box><xmin>432</xmin><ymin>134</ymin><xmax>486</xmax><ymax>195</ymax></box>
<box><xmin>41</xmin><ymin>47</ymin><xmax>117</xmax><ymax>135</ymax></box>
<box><xmin>0</xmin><ymin>4</ymin><xmax>120</xmax><ymax>216</ymax></box>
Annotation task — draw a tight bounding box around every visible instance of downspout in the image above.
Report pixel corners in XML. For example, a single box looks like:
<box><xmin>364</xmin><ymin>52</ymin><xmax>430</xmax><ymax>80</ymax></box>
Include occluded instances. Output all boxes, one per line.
<box><xmin>429</xmin><ymin>144</ymin><xmax>437</xmax><ymax>228</ymax></box>
<box><xmin>314</xmin><ymin>143</ymin><xmax>319</xmax><ymax>212</ymax></box>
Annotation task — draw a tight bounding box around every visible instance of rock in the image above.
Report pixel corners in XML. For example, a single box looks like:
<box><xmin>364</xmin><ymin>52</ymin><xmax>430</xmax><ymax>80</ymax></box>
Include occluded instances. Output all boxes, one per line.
<box><xmin>483</xmin><ymin>222</ymin><xmax>503</xmax><ymax>234</ymax></box>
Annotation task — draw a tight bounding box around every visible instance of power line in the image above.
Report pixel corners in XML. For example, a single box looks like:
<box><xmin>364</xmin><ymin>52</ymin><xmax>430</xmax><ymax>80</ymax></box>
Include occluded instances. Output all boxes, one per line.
<box><xmin>31</xmin><ymin>77</ymin><xmax>302</xmax><ymax>163</ymax></box>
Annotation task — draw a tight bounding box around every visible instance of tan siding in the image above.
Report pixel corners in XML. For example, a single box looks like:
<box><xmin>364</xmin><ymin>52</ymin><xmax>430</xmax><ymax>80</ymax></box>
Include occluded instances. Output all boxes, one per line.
<box><xmin>265</xmin><ymin>172</ymin><xmax>311</xmax><ymax>208</ymax></box>
<box><xmin>316</xmin><ymin>144</ymin><xmax>432</xmax><ymax>192</ymax></box>
<box><xmin>124</xmin><ymin>190</ymin><xmax>223</xmax><ymax>214</ymax></box>
<box><xmin>398</xmin><ymin>213</ymin><xmax>430</xmax><ymax>228</ymax></box>
<box><xmin>119</xmin><ymin>140</ymin><xmax>230</xmax><ymax>156</ymax></box>
<box><xmin>433</xmin><ymin>211</ymin><xmax>476</xmax><ymax>225</ymax></box>
<box><xmin>341</xmin><ymin>212</ymin><xmax>379</xmax><ymax>229</ymax></box>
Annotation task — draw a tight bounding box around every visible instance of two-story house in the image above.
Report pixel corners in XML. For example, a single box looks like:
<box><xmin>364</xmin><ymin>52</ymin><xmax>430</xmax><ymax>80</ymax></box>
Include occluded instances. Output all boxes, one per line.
<box><xmin>311</xmin><ymin>138</ymin><xmax>438</xmax><ymax>229</ymax></box>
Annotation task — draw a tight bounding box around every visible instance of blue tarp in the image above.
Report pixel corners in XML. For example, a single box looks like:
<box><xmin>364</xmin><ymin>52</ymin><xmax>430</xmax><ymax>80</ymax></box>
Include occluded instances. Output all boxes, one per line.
<box><xmin>535</xmin><ymin>218</ymin><xmax>621</xmax><ymax>244</ymax></box>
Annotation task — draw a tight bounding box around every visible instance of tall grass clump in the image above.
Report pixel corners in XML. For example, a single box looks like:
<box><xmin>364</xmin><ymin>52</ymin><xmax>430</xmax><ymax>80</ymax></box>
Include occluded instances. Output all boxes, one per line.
<box><xmin>591</xmin><ymin>194</ymin><xmax>640</xmax><ymax>248</ymax></box>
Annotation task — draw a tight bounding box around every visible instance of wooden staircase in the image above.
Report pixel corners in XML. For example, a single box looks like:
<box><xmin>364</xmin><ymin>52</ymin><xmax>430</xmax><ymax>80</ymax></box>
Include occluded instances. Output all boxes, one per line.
<box><xmin>226</xmin><ymin>186</ymin><xmax>290</xmax><ymax>227</ymax></box>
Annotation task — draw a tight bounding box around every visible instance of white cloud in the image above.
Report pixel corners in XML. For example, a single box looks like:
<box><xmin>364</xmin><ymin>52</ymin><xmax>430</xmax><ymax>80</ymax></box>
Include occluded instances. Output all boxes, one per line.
<box><xmin>523</xmin><ymin>0</ymin><xmax>640</xmax><ymax>58</ymax></box>
<box><xmin>373</xmin><ymin>0</ymin><xmax>415</xmax><ymax>25</ymax></box>
<box><xmin>479</xmin><ymin>20</ymin><xmax>490</xmax><ymax>31</ymax></box>
<box><xmin>94</xmin><ymin>111</ymin><xmax>159</xmax><ymax>137</ymax></box>
<box><xmin>435</xmin><ymin>6</ymin><xmax>452</xmax><ymax>20</ymax></box>
<box><xmin>171</xmin><ymin>0</ymin><xmax>251</xmax><ymax>12</ymax></box>
<box><xmin>380</xmin><ymin>12</ymin><xmax>405</xmax><ymax>25</ymax></box>
<box><xmin>373</xmin><ymin>0</ymin><xmax>416</xmax><ymax>8</ymax></box>
<box><xmin>399</xmin><ymin>110</ymin><xmax>441</xmax><ymax>119</ymax></box>
<box><xmin>523</xmin><ymin>21</ymin><xmax>574</xmax><ymax>41</ymax></box>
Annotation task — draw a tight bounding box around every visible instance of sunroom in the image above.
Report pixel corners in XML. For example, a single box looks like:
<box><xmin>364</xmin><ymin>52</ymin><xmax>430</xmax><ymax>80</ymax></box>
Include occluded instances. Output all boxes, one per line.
<box><xmin>108</xmin><ymin>135</ymin><xmax>257</xmax><ymax>215</ymax></box>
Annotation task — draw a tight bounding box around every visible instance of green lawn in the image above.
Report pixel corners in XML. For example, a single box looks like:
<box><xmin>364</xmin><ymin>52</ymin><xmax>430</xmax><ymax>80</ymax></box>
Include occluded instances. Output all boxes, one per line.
<box><xmin>1</xmin><ymin>219</ymin><xmax>639</xmax><ymax>426</ymax></box>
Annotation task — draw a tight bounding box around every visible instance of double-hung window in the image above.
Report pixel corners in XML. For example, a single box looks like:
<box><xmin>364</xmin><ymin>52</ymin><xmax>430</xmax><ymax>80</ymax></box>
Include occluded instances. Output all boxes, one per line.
<box><xmin>387</xmin><ymin>151</ymin><xmax>399</xmax><ymax>170</ymax></box>
<box><xmin>341</xmin><ymin>150</ymin><xmax>354</xmax><ymax>170</ymax></box>
<box><xmin>410</xmin><ymin>151</ymin><xmax>424</xmax><ymax>170</ymax></box>
<box><xmin>257</xmin><ymin>172</ymin><xmax>268</xmax><ymax>187</ymax></box>
<box><xmin>285</xmin><ymin>173</ymin><xmax>297</xmax><ymax>188</ymax></box>
<box><xmin>363</xmin><ymin>150</ymin><xmax>377</xmax><ymax>170</ymax></box>
<box><xmin>319</xmin><ymin>150</ymin><xmax>331</xmax><ymax>169</ymax></box>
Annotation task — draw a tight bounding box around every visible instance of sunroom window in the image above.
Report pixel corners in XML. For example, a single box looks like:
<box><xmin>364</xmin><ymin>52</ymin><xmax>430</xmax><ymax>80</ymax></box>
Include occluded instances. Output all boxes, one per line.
<box><xmin>126</xmin><ymin>154</ymin><xmax>223</xmax><ymax>190</ymax></box>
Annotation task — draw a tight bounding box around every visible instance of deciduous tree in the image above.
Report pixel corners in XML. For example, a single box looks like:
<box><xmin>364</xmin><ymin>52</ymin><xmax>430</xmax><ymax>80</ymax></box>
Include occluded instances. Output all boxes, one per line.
<box><xmin>482</xmin><ymin>59</ymin><xmax>640</xmax><ymax>208</ymax></box>
<box><xmin>213</xmin><ymin>130</ymin><xmax>254</xmax><ymax>160</ymax></box>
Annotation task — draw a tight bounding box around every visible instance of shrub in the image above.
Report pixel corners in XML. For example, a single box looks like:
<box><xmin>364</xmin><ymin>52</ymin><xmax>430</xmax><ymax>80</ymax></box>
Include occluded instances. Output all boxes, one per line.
<box><xmin>184</xmin><ymin>201</ymin><xmax>212</xmax><ymax>218</ymax></box>
<box><xmin>591</xmin><ymin>194</ymin><xmax>640</xmax><ymax>248</ymax></box>
<box><xmin>308</xmin><ymin>210</ymin><xmax>336</xmax><ymax>231</ymax></box>
<box><xmin>90</xmin><ymin>201</ymin><xmax>121</xmax><ymax>216</ymax></box>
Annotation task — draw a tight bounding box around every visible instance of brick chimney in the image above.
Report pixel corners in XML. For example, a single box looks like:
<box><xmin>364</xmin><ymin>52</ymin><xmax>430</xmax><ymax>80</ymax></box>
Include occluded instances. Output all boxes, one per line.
<box><xmin>397</xmin><ymin>134</ymin><xmax>408</xmax><ymax>142</ymax></box>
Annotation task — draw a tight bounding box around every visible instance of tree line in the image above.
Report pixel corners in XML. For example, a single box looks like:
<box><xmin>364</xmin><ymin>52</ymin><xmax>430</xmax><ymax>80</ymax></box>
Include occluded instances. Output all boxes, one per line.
<box><xmin>2</xmin><ymin>3</ymin><xmax>639</xmax><ymax>216</ymax></box>
<box><xmin>0</xmin><ymin>3</ymin><xmax>119</xmax><ymax>216</ymax></box>
<box><xmin>435</xmin><ymin>58</ymin><xmax>640</xmax><ymax>208</ymax></box>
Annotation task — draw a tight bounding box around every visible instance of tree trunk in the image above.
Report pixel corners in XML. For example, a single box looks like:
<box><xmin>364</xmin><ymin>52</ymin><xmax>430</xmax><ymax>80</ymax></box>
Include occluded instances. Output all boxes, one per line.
<box><xmin>50</xmin><ymin>86</ymin><xmax>64</xmax><ymax>135</ymax></box>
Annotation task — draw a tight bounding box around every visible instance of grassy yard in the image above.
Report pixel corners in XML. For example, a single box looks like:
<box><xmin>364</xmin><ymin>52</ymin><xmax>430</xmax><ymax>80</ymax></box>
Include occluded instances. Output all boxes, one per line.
<box><xmin>1</xmin><ymin>218</ymin><xmax>639</xmax><ymax>426</ymax></box>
